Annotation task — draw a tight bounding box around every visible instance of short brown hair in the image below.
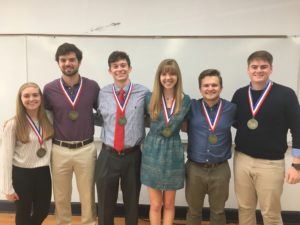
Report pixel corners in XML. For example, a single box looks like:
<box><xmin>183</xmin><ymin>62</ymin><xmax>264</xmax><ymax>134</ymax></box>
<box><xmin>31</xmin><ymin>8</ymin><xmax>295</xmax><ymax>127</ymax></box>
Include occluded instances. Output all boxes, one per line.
<box><xmin>247</xmin><ymin>50</ymin><xmax>273</xmax><ymax>66</ymax></box>
<box><xmin>198</xmin><ymin>69</ymin><xmax>222</xmax><ymax>88</ymax></box>
<box><xmin>108</xmin><ymin>51</ymin><xmax>131</xmax><ymax>68</ymax></box>
<box><xmin>55</xmin><ymin>43</ymin><xmax>82</xmax><ymax>62</ymax></box>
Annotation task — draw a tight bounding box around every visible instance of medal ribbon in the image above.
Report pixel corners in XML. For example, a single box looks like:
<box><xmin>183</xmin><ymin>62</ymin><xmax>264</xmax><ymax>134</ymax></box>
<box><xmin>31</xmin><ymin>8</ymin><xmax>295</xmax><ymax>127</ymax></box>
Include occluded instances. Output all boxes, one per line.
<box><xmin>112</xmin><ymin>83</ymin><xmax>133</xmax><ymax>113</ymax></box>
<box><xmin>59</xmin><ymin>77</ymin><xmax>83</xmax><ymax>110</ymax></box>
<box><xmin>26</xmin><ymin>114</ymin><xmax>43</xmax><ymax>146</ymax></box>
<box><xmin>202</xmin><ymin>100</ymin><xmax>222</xmax><ymax>133</ymax></box>
<box><xmin>248</xmin><ymin>81</ymin><xmax>273</xmax><ymax>118</ymax></box>
<box><xmin>162</xmin><ymin>95</ymin><xmax>176</xmax><ymax>125</ymax></box>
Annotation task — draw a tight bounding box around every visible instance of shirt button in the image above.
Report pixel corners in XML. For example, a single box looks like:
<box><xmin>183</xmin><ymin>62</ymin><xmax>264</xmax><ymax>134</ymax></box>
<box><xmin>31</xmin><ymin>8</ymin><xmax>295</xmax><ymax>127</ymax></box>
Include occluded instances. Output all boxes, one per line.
<box><xmin>207</xmin><ymin>149</ymin><xmax>210</xmax><ymax>152</ymax></box>
<box><xmin>206</xmin><ymin>159</ymin><xmax>209</xmax><ymax>162</ymax></box>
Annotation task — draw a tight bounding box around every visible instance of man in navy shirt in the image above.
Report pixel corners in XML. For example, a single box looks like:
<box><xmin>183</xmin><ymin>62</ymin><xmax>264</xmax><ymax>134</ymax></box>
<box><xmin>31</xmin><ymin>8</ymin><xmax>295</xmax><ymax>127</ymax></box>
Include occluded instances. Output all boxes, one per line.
<box><xmin>232</xmin><ymin>50</ymin><xmax>300</xmax><ymax>225</ymax></box>
<box><xmin>185</xmin><ymin>69</ymin><xmax>236</xmax><ymax>225</ymax></box>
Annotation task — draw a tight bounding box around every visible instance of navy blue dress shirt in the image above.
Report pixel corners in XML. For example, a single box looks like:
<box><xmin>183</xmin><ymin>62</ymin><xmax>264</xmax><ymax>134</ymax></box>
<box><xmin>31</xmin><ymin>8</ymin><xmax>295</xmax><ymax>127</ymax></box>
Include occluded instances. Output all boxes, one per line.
<box><xmin>187</xmin><ymin>98</ymin><xmax>236</xmax><ymax>163</ymax></box>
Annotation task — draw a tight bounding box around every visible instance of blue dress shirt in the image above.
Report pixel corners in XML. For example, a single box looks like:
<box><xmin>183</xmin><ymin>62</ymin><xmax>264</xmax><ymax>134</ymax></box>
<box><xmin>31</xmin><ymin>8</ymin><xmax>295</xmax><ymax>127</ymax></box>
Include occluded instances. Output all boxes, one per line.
<box><xmin>97</xmin><ymin>83</ymin><xmax>149</xmax><ymax>147</ymax></box>
<box><xmin>187</xmin><ymin>98</ymin><xmax>236</xmax><ymax>163</ymax></box>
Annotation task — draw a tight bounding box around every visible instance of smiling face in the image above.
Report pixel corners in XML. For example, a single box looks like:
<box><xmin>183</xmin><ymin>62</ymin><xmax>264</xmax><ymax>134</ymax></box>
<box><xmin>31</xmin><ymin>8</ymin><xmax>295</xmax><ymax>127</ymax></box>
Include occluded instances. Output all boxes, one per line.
<box><xmin>58</xmin><ymin>52</ymin><xmax>81</xmax><ymax>77</ymax></box>
<box><xmin>109</xmin><ymin>59</ymin><xmax>132</xmax><ymax>86</ymax></box>
<box><xmin>200</xmin><ymin>75</ymin><xmax>222</xmax><ymax>105</ymax></box>
<box><xmin>160</xmin><ymin>72</ymin><xmax>178</xmax><ymax>91</ymax></box>
<box><xmin>248</xmin><ymin>59</ymin><xmax>272</xmax><ymax>89</ymax></box>
<box><xmin>21</xmin><ymin>86</ymin><xmax>41</xmax><ymax>114</ymax></box>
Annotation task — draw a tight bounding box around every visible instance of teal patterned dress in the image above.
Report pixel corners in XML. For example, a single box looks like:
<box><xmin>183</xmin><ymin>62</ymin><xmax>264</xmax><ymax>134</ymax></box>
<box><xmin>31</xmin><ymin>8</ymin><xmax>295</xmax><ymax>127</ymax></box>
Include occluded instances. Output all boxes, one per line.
<box><xmin>141</xmin><ymin>92</ymin><xmax>191</xmax><ymax>190</ymax></box>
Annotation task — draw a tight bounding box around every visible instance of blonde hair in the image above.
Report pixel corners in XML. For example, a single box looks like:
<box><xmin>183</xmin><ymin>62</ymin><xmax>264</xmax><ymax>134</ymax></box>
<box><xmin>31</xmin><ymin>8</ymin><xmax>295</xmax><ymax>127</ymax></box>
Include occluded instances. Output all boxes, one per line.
<box><xmin>15</xmin><ymin>82</ymin><xmax>54</xmax><ymax>143</ymax></box>
<box><xmin>149</xmin><ymin>59</ymin><xmax>184</xmax><ymax>120</ymax></box>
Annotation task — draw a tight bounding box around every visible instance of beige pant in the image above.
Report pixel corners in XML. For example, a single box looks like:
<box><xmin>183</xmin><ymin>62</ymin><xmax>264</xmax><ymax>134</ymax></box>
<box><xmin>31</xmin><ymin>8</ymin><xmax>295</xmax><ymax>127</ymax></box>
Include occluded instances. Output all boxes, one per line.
<box><xmin>51</xmin><ymin>142</ymin><xmax>97</xmax><ymax>225</ymax></box>
<box><xmin>234</xmin><ymin>151</ymin><xmax>285</xmax><ymax>225</ymax></box>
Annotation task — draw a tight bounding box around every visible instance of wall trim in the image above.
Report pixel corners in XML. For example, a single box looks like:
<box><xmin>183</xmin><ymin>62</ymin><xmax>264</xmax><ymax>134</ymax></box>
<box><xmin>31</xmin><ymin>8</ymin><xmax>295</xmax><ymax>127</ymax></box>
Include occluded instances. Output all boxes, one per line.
<box><xmin>0</xmin><ymin>201</ymin><xmax>299</xmax><ymax>225</ymax></box>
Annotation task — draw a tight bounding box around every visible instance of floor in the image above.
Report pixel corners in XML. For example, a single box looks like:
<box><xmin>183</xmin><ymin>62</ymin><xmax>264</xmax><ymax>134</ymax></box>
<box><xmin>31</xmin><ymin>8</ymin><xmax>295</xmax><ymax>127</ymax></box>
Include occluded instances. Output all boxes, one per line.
<box><xmin>0</xmin><ymin>213</ymin><xmax>239</xmax><ymax>224</ymax></box>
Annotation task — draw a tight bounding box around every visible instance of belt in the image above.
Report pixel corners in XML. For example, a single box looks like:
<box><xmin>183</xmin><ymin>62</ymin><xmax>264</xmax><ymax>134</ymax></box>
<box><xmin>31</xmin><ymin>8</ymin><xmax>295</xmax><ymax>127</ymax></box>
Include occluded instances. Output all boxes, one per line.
<box><xmin>102</xmin><ymin>143</ymin><xmax>140</xmax><ymax>156</ymax></box>
<box><xmin>53</xmin><ymin>138</ymin><xmax>94</xmax><ymax>149</ymax></box>
<box><xmin>190</xmin><ymin>159</ymin><xmax>227</xmax><ymax>168</ymax></box>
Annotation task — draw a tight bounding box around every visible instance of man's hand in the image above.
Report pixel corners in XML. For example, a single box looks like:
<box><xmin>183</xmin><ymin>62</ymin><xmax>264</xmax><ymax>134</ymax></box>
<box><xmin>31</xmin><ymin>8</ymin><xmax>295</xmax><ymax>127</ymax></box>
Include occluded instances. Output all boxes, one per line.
<box><xmin>286</xmin><ymin>166</ymin><xmax>300</xmax><ymax>184</ymax></box>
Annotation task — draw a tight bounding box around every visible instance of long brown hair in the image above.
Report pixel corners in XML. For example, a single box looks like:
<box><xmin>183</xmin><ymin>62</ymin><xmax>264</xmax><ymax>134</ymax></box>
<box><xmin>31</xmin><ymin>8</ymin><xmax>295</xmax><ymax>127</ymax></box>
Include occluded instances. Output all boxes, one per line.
<box><xmin>15</xmin><ymin>82</ymin><xmax>54</xmax><ymax>143</ymax></box>
<box><xmin>149</xmin><ymin>59</ymin><xmax>184</xmax><ymax>120</ymax></box>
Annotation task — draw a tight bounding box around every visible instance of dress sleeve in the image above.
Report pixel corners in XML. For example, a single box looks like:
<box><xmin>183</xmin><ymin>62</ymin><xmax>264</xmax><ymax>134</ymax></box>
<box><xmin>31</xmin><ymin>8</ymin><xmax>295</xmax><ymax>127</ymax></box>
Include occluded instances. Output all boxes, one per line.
<box><xmin>0</xmin><ymin>119</ymin><xmax>16</xmax><ymax>195</ymax></box>
<box><xmin>182</xmin><ymin>94</ymin><xmax>191</xmax><ymax>116</ymax></box>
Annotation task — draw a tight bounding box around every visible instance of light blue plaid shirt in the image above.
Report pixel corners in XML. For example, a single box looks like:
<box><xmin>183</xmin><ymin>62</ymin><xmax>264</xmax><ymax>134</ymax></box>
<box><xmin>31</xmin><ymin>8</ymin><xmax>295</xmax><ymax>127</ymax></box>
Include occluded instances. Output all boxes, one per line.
<box><xmin>97</xmin><ymin>83</ymin><xmax>149</xmax><ymax>147</ymax></box>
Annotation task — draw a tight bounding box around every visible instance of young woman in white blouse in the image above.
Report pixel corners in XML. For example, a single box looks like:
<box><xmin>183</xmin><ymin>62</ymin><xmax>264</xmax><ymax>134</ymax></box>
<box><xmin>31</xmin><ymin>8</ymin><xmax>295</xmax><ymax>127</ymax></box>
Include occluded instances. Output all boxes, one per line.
<box><xmin>0</xmin><ymin>82</ymin><xmax>54</xmax><ymax>225</ymax></box>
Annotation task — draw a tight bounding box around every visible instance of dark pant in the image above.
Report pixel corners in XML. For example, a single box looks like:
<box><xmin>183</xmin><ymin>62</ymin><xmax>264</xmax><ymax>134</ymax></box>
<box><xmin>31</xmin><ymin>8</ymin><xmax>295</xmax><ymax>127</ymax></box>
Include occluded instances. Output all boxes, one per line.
<box><xmin>95</xmin><ymin>145</ymin><xmax>141</xmax><ymax>225</ymax></box>
<box><xmin>12</xmin><ymin>166</ymin><xmax>52</xmax><ymax>225</ymax></box>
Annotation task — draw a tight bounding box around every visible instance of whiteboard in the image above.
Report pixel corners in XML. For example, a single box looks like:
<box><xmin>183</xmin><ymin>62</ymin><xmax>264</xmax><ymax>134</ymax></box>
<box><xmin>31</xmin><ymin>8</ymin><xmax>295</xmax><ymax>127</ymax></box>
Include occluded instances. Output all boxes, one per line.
<box><xmin>1</xmin><ymin>35</ymin><xmax>300</xmax><ymax>129</ymax></box>
<box><xmin>1</xmin><ymin>35</ymin><xmax>300</xmax><ymax>209</ymax></box>
<box><xmin>0</xmin><ymin>36</ymin><xmax>27</xmax><ymax>123</ymax></box>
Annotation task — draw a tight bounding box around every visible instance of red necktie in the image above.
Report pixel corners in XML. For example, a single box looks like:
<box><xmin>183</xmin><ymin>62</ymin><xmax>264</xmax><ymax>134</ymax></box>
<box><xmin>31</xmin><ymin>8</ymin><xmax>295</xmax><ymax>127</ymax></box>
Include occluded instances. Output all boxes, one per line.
<box><xmin>114</xmin><ymin>88</ymin><xmax>125</xmax><ymax>152</ymax></box>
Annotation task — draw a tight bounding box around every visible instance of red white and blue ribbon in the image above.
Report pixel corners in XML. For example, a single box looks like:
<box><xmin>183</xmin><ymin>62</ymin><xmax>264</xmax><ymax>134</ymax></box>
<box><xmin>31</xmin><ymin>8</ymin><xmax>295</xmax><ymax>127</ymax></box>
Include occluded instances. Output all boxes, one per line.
<box><xmin>59</xmin><ymin>77</ymin><xmax>83</xmax><ymax>110</ymax></box>
<box><xmin>112</xmin><ymin>83</ymin><xmax>133</xmax><ymax>113</ymax></box>
<box><xmin>202</xmin><ymin>100</ymin><xmax>222</xmax><ymax>133</ymax></box>
<box><xmin>162</xmin><ymin>95</ymin><xmax>176</xmax><ymax>124</ymax></box>
<box><xmin>248</xmin><ymin>81</ymin><xmax>273</xmax><ymax>118</ymax></box>
<box><xmin>26</xmin><ymin>114</ymin><xmax>43</xmax><ymax>146</ymax></box>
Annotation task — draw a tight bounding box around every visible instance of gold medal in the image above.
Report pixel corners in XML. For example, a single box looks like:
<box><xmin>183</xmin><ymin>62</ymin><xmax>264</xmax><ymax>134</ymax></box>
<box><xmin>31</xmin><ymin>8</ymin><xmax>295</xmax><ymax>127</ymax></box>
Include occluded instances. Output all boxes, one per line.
<box><xmin>247</xmin><ymin>118</ymin><xmax>258</xmax><ymax>130</ymax></box>
<box><xmin>118</xmin><ymin>116</ymin><xmax>127</xmax><ymax>126</ymax></box>
<box><xmin>208</xmin><ymin>134</ymin><xmax>218</xmax><ymax>144</ymax></box>
<box><xmin>37</xmin><ymin>148</ymin><xmax>46</xmax><ymax>158</ymax></box>
<box><xmin>161</xmin><ymin>127</ymin><xmax>172</xmax><ymax>137</ymax></box>
<box><xmin>69</xmin><ymin>110</ymin><xmax>79</xmax><ymax>120</ymax></box>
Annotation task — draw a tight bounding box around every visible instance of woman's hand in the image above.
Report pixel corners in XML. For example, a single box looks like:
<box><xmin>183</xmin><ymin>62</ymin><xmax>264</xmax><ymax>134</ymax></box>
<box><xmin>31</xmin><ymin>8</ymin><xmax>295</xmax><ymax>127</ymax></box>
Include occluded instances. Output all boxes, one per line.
<box><xmin>6</xmin><ymin>193</ymin><xmax>19</xmax><ymax>201</ymax></box>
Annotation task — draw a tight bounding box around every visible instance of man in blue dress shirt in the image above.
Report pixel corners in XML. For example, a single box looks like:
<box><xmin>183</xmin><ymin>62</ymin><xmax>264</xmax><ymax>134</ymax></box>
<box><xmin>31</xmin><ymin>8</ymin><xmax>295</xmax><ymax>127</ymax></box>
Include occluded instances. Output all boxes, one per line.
<box><xmin>95</xmin><ymin>51</ymin><xmax>149</xmax><ymax>225</ymax></box>
<box><xmin>185</xmin><ymin>69</ymin><xmax>236</xmax><ymax>225</ymax></box>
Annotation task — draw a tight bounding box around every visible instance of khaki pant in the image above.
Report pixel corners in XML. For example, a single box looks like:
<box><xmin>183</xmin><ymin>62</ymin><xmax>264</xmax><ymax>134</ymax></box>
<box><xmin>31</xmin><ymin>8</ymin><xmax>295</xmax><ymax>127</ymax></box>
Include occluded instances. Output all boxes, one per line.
<box><xmin>51</xmin><ymin>142</ymin><xmax>97</xmax><ymax>225</ymax></box>
<box><xmin>234</xmin><ymin>151</ymin><xmax>284</xmax><ymax>225</ymax></box>
<box><xmin>185</xmin><ymin>160</ymin><xmax>231</xmax><ymax>225</ymax></box>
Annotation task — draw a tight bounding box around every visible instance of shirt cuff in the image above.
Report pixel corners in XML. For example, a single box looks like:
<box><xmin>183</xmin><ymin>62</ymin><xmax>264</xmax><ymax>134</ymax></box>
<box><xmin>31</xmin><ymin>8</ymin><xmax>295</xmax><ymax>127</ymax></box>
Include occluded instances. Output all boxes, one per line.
<box><xmin>291</xmin><ymin>148</ymin><xmax>300</xmax><ymax>157</ymax></box>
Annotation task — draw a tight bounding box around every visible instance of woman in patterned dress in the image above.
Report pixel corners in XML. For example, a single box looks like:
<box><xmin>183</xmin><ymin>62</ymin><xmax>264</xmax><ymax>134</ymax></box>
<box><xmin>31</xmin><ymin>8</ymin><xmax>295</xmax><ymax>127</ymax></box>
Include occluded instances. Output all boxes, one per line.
<box><xmin>141</xmin><ymin>59</ymin><xmax>191</xmax><ymax>225</ymax></box>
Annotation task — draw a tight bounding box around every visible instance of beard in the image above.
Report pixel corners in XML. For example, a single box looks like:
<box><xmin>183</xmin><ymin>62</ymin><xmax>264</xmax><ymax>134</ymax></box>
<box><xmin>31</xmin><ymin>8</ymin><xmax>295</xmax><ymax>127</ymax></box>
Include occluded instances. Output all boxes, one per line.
<box><xmin>62</xmin><ymin>67</ymin><xmax>79</xmax><ymax>77</ymax></box>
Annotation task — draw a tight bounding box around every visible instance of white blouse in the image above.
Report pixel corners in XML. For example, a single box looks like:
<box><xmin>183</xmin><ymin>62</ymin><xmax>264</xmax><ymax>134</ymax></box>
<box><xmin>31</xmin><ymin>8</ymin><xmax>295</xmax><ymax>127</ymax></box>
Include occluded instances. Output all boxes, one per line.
<box><xmin>0</xmin><ymin>118</ymin><xmax>52</xmax><ymax>195</ymax></box>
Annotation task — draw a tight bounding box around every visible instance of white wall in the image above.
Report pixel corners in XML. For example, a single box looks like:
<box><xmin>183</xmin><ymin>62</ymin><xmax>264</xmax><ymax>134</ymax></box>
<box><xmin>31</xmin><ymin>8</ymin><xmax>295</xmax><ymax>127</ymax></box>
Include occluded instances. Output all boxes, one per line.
<box><xmin>0</xmin><ymin>0</ymin><xmax>300</xmax><ymax>36</ymax></box>
<box><xmin>0</xmin><ymin>0</ymin><xmax>300</xmax><ymax>211</ymax></box>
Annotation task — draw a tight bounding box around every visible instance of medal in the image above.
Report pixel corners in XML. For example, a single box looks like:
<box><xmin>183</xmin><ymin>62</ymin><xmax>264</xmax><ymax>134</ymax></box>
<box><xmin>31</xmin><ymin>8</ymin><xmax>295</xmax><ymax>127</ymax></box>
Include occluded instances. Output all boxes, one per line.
<box><xmin>69</xmin><ymin>110</ymin><xmax>79</xmax><ymax>120</ymax></box>
<box><xmin>26</xmin><ymin>114</ymin><xmax>45</xmax><ymax>157</ymax></box>
<box><xmin>60</xmin><ymin>78</ymin><xmax>83</xmax><ymax>121</ymax></box>
<box><xmin>208</xmin><ymin>134</ymin><xmax>218</xmax><ymax>144</ymax></box>
<box><xmin>37</xmin><ymin>148</ymin><xmax>46</xmax><ymax>158</ymax></box>
<box><xmin>161</xmin><ymin>127</ymin><xmax>172</xmax><ymax>137</ymax></box>
<box><xmin>113</xmin><ymin>83</ymin><xmax>133</xmax><ymax>124</ymax></box>
<box><xmin>247</xmin><ymin>118</ymin><xmax>258</xmax><ymax>130</ymax></box>
<box><xmin>118</xmin><ymin>116</ymin><xmax>127</xmax><ymax>126</ymax></box>
<box><xmin>248</xmin><ymin>81</ymin><xmax>272</xmax><ymax>130</ymax></box>
<box><xmin>202</xmin><ymin>100</ymin><xmax>222</xmax><ymax>145</ymax></box>
<box><xmin>161</xmin><ymin>94</ymin><xmax>176</xmax><ymax>138</ymax></box>
<box><xmin>113</xmin><ymin>84</ymin><xmax>133</xmax><ymax>150</ymax></box>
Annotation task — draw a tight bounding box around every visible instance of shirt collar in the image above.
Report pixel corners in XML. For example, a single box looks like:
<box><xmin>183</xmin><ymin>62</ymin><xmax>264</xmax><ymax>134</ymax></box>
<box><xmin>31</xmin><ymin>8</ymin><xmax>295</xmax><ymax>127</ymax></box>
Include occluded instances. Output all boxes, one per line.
<box><xmin>61</xmin><ymin>76</ymin><xmax>81</xmax><ymax>88</ymax></box>
<box><xmin>114</xmin><ymin>82</ymin><xmax>131</xmax><ymax>94</ymax></box>
<box><xmin>202</xmin><ymin>98</ymin><xmax>221</xmax><ymax>110</ymax></box>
